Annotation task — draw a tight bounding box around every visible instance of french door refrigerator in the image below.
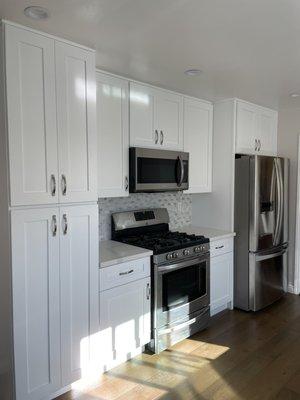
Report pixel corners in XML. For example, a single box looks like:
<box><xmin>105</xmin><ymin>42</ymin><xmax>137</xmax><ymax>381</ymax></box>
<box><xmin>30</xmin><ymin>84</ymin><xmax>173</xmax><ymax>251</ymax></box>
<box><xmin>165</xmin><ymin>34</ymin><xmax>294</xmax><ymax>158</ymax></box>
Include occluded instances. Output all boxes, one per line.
<box><xmin>234</xmin><ymin>154</ymin><xmax>289</xmax><ymax>311</ymax></box>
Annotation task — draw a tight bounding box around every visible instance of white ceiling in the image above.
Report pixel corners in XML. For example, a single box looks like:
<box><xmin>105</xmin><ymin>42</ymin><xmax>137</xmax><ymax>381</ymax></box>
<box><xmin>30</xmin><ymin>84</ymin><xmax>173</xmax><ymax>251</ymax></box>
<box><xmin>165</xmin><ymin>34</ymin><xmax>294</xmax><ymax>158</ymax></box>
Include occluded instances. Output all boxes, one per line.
<box><xmin>1</xmin><ymin>0</ymin><xmax>300</xmax><ymax>109</ymax></box>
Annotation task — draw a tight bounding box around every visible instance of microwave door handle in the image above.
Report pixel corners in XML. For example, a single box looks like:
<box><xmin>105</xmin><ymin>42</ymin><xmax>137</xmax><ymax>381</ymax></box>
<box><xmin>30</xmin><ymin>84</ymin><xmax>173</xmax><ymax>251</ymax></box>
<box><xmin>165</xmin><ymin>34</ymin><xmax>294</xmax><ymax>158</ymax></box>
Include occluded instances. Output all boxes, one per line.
<box><xmin>177</xmin><ymin>156</ymin><xmax>184</xmax><ymax>187</ymax></box>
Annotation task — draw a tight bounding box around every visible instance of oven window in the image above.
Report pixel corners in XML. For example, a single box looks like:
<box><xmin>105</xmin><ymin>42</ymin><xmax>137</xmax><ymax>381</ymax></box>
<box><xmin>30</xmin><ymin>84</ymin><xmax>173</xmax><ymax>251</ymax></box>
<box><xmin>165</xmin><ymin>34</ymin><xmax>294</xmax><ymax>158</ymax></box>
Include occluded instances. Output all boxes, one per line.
<box><xmin>162</xmin><ymin>262</ymin><xmax>206</xmax><ymax>311</ymax></box>
<box><xmin>137</xmin><ymin>157</ymin><xmax>188</xmax><ymax>184</ymax></box>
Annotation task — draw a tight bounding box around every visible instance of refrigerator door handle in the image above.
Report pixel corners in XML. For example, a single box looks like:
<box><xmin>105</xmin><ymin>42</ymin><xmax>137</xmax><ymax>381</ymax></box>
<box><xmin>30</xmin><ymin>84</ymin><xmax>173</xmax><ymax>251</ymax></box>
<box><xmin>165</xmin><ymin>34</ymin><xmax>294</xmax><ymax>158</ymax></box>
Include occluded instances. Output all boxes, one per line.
<box><xmin>278</xmin><ymin>159</ymin><xmax>284</xmax><ymax>242</ymax></box>
<box><xmin>273</xmin><ymin>159</ymin><xmax>281</xmax><ymax>245</ymax></box>
<box><xmin>273</xmin><ymin>159</ymin><xmax>284</xmax><ymax>246</ymax></box>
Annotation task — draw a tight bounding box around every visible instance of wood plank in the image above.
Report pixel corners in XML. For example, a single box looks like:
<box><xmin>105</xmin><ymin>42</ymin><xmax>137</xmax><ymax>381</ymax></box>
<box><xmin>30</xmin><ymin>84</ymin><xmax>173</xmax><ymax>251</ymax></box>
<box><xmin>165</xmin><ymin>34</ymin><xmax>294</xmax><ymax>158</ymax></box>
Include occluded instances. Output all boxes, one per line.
<box><xmin>56</xmin><ymin>294</ymin><xmax>300</xmax><ymax>400</ymax></box>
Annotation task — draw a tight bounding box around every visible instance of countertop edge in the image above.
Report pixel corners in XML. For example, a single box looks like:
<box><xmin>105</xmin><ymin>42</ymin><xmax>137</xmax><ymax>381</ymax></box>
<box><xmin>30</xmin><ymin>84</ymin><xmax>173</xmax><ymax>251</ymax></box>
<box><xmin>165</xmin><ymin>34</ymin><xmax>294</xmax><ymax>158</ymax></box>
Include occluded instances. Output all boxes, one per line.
<box><xmin>100</xmin><ymin>251</ymin><xmax>153</xmax><ymax>269</ymax></box>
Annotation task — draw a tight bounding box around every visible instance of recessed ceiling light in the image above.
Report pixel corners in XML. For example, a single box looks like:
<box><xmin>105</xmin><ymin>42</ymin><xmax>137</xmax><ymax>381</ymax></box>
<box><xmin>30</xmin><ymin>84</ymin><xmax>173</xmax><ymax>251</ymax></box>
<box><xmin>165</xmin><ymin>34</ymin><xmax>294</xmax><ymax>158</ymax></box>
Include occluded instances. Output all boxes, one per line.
<box><xmin>290</xmin><ymin>93</ymin><xmax>300</xmax><ymax>98</ymax></box>
<box><xmin>24</xmin><ymin>6</ymin><xmax>50</xmax><ymax>20</ymax></box>
<box><xmin>184</xmin><ymin>69</ymin><xmax>202</xmax><ymax>76</ymax></box>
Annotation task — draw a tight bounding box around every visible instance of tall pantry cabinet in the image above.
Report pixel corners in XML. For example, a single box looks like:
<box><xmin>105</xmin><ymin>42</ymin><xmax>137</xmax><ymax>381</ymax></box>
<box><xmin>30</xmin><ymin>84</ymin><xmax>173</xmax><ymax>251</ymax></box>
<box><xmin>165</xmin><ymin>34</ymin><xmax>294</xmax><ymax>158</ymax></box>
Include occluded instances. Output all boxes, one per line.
<box><xmin>0</xmin><ymin>21</ymin><xmax>98</xmax><ymax>400</ymax></box>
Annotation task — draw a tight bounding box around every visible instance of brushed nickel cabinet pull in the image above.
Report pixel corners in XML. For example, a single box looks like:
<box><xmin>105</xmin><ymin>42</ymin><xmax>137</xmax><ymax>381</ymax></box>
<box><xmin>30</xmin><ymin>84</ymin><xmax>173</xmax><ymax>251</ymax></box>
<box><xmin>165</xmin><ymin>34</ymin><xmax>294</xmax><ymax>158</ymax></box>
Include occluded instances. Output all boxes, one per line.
<box><xmin>61</xmin><ymin>174</ymin><xmax>67</xmax><ymax>196</ymax></box>
<box><xmin>119</xmin><ymin>269</ymin><xmax>133</xmax><ymax>276</ymax></box>
<box><xmin>50</xmin><ymin>174</ymin><xmax>56</xmax><ymax>196</ymax></box>
<box><xmin>51</xmin><ymin>215</ymin><xmax>57</xmax><ymax>237</ymax></box>
<box><xmin>146</xmin><ymin>283</ymin><xmax>151</xmax><ymax>300</ymax></box>
<box><xmin>62</xmin><ymin>213</ymin><xmax>68</xmax><ymax>235</ymax></box>
<box><xmin>160</xmin><ymin>130</ymin><xmax>164</xmax><ymax>145</ymax></box>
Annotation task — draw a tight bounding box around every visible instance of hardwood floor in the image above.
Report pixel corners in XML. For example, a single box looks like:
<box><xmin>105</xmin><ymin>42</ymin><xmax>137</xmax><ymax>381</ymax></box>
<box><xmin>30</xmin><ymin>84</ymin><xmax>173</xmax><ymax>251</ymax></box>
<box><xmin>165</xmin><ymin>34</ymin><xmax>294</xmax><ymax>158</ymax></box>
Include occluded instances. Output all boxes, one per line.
<box><xmin>57</xmin><ymin>294</ymin><xmax>300</xmax><ymax>400</ymax></box>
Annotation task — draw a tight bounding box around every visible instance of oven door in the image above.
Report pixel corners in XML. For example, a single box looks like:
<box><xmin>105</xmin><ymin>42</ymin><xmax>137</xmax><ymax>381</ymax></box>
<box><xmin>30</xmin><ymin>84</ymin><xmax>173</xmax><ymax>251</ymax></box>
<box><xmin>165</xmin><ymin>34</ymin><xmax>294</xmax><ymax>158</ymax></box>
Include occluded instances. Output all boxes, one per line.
<box><xmin>154</xmin><ymin>254</ymin><xmax>210</xmax><ymax>329</ymax></box>
<box><xmin>129</xmin><ymin>147</ymin><xmax>189</xmax><ymax>192</ymax></box>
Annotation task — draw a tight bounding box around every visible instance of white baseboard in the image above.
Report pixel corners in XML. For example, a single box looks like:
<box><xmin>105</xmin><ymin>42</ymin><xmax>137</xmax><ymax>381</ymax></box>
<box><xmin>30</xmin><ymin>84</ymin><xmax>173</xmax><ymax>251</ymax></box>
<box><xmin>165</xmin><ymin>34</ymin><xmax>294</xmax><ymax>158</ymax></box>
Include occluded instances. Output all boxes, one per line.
<box><xmin>288</xmin><ymin>283</ymin><xmax>295</xmax><ymax>294</ymax></box>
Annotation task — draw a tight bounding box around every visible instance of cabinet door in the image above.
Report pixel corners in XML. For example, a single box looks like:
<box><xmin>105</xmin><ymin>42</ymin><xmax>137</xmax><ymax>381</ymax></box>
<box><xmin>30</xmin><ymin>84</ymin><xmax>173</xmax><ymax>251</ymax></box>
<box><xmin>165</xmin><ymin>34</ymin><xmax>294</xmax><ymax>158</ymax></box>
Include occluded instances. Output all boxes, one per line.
<box><xmin>156</xmin><ymin>90</ymin><xmax>184</xmax><ymax>150</ymax></box>
<box><xmin>184</xmin><ymin>98</ymin><xmax>213</xmax><ymax>193</ymax></box>
<box><xmin>5</xmin><ymin>24</ymin><xmax>59</xmax><ymax>206</ymax></box>
<box><xmin>210</xmin><ymin>252</ymin><xmax>233</xmax><ymax>315</ymax></box>
<box><xmin>129</xmin><ymin>82</ymin><xmax>156</xmax><ymax>148</ymax></box>
<box><xmin>11</xmin><ymin>208</ymin><xmax>61</xmax><ymax>400</ymax></box>
<box><xmin>55</xmin><ymin>42</ymin><xmax>97</xmax><ymax>203</ymax></box>
<box><xmin>97</xmin><ymin>73</ymin><xmax>129</xmax><ymax>197</ymax></box>
<box><xmin>99</xmin><ymin>278</ymin><xmax>151</xmax><ymax>367</ymax></box>
<box><xmin>235</xmin><ymin>101</ymin><xmax>258</xmax><ymax>154</ymax></box>
<box><xmin>258</xmin><ymin>109</ymin><xmax>278</xmax><ymax>155</ymax></box>
<box><xmin>60</xmin><ymin>204</ymin><xmax>99</xmax><ymax>385</ymax></box>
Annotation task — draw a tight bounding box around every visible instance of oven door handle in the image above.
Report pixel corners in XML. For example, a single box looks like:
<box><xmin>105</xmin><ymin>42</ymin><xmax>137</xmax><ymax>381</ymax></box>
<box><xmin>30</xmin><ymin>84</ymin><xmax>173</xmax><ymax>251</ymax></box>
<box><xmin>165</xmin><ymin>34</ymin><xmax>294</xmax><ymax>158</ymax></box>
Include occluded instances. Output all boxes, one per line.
<box><xmin>157</xmin><ymin>254</ymin><xmax>209</xmax><ymax>273</ymax></box>
<box><xmin>159</xmin><ymin>307</ymin><xmax>209</xmax><ymax>334</ymax></box>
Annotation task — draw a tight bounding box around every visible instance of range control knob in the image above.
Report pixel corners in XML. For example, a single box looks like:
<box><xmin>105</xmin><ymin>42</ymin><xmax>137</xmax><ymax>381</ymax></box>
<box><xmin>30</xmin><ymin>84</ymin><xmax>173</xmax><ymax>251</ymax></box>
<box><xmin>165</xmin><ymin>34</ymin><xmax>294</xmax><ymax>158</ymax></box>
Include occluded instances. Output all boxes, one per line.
<box><xmin>166</xmin><ymin>253</ymin><xmax>173</xmax><ymax>261</ymax></box>
<box><xmin>172</xmin><ymin>252</ymin><xmax>179</xmax><ymax>259</ymax></box>
<box><xmin>194</xmin><ymin>246</ymin><xmax>201</xmax><ymax>253</ymax></box>
<box><xmin>183</xmin><ymin>249</ymin><xmax>190</xmax><ymax>256</ymax></box>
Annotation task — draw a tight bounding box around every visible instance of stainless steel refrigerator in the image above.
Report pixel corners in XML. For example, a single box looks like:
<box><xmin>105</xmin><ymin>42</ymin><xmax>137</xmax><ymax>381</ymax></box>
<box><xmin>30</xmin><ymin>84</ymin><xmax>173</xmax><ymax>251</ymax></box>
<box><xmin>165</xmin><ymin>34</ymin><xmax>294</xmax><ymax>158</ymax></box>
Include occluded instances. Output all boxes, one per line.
<box><xmin>234</xmin><ymin>154</ymin><xmax>289</xmax><ymax>311</ymax></box>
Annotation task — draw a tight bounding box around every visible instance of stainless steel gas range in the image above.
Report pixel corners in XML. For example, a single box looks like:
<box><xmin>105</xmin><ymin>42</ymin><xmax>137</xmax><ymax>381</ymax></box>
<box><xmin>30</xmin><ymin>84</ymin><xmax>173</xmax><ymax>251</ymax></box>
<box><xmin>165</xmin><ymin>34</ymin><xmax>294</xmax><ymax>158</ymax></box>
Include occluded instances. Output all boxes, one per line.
<box><xmin>111</xmin><ymin>208</ymin><xmax>210</xmax><ymax>354</ymax></box>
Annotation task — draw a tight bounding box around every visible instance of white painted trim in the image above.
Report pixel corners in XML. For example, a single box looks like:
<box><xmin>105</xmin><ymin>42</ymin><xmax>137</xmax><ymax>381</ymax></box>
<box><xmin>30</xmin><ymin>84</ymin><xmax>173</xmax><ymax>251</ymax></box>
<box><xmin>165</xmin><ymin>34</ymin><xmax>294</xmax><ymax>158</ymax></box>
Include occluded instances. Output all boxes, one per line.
<box><xmin>294</xmin><ymin>135</ymin><xmax>300</xmax><ymax>295</ymax></box>
<box><xmin>95</xmin><ymin>68</ymin><xmax>213</xmax><ymax>105</ymax></box>
<box><xmin>287</xmin><ymin>283</ymin><xmax>295</xmax><ymax>294</ymax></box>
<box><xmin>1</xmin><ymin>20</ymin><xmax>95</xmax><ymax>52</ymax></box>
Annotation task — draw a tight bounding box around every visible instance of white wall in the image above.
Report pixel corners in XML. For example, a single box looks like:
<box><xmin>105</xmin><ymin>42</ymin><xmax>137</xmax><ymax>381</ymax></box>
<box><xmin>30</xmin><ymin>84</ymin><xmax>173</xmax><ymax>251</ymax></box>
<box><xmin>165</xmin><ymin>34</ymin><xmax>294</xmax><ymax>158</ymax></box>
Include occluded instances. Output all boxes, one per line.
<box><xmin>277</xmin><ymin>108</ymin><xmax>300</xmax><ymax>290</ymax></box>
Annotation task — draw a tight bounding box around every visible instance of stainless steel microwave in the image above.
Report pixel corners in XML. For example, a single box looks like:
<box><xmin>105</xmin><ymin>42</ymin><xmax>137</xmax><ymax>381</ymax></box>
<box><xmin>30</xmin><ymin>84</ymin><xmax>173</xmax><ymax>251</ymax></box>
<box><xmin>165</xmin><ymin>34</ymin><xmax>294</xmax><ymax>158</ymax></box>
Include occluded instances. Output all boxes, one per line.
<box><xmin>129</xmin><ymin>147</ymin><xmax>189</xmax><ymax>193</ymax></box>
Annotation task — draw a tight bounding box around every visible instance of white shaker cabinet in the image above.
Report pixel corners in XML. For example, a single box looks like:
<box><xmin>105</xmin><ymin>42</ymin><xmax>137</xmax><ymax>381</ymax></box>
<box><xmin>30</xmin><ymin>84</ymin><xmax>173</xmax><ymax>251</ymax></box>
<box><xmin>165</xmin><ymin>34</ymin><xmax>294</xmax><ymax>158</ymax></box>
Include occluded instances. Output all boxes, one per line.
<box><xmin>11</xmin><ymin>208</ymin><xmax>61</xmax><ymax>400</ymax></box>
<box><xmin>258</xmin><ymin>108</ymin><xmax>278</xmax><ymax>155</ymax></box>
<box><xmin>184</xmin><ymin>97</ymin><xmax>213</xmax><ymax>193</ymax></box>
<box><xmin>235</xmin><ymin>100</ymin><xmax>278</xmax><ymax>156</ymax></box>
<box><xmin>5</xmin><ymin>25</ymin><xmax>59</xmax><ymax>206</ymax></box>
<box><xmin>60</xmin><ymin>204</ymin><xmax>99</xmax><ymax>385</ymax></box>
<box><xmin>155</xmin><ymin>90</ymin><xmax>183</xmax><ymax>150</ymax></box>
<box><xmin>99</xmin><ymin>277</ymin><xmax>151</xmax><ymax>370</ymax></box>
<box><xmin>235</xmin><ymin>101</ymin><xmax>258</xmax><ymax>154</ymax></box>
<box><xmin>129</xmin><ymin>82</ymin><xmax>157</xmax><ymax>148</ymax></box>
<box><xmin>11</xmin><ymin>204</ymin><xmax>99</xmax><ymax>399</ymax></box>
<box><xmin>210</xmin><ymin>238</ymin><xmax>234</xmax><ymax>316</ymax></box>
<box><xmin>4</xmin><ymin>24</ymin><xmax>97</xmax><ymax>206</ymax></box>
<box><xmin>56</xmin><ymin>42</ymin><xmax>97</xmax><ymax>203</ymax></box>
<box><xmin>130</xmin><ymin>82</ymin><xmax>183</xmax><ymax>150</ymax></box>
<box><xmin>96</xmin><ymin>72</ymin><xmax>129</xmax><ymax>198</ymax></box>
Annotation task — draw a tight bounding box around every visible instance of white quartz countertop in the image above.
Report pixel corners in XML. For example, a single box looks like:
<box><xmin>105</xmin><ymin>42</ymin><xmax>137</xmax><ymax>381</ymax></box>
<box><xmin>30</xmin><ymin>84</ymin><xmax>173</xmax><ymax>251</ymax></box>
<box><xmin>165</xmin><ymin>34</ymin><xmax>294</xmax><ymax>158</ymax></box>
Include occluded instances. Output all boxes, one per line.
<box><xmin>177</xmin><ymin>225</ymin><xmax>236</xmax><ymax>242</ymax></box>
<box><xmin>100</xmin><ymin>240</ymin><xmax>153</xmax><ymax>268</ymax></box>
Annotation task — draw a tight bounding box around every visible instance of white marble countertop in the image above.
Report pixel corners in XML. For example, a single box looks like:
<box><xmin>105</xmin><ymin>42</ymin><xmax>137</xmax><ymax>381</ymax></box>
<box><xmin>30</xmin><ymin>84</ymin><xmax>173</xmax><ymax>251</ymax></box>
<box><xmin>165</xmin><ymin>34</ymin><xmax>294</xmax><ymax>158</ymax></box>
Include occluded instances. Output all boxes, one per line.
<box><xmin>177</xmin><ymin>225</ymin><xmax>236</xmax><ymax>242</ymax></box>
<box><xmin>100</xmin><ymin>240</ymin><xmax>153</xmax><ymax>268</ymax></box>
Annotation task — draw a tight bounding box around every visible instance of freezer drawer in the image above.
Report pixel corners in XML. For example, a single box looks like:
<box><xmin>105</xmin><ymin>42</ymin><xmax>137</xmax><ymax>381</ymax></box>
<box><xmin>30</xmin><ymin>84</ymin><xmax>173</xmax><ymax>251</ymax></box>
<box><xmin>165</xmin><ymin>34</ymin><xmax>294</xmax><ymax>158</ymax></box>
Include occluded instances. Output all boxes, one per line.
<box><xmin>250</xmin><ymin>247</ymin><xmax>287</xmax><ymax>311</ymax></box>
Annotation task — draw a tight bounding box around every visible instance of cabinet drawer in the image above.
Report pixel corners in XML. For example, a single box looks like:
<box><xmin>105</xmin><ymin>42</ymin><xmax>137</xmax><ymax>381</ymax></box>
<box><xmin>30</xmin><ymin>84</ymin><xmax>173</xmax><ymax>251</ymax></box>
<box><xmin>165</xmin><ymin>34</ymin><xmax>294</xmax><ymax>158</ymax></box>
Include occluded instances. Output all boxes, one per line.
<box><xmin>210</xmin><ymin>238</ymin><xmax>233</xmax><ymax>257</ymax></box>
<box><xmin>100</xmin><ymin>257</ymin><xmax>150</xmax><ymax>291</ymax></box>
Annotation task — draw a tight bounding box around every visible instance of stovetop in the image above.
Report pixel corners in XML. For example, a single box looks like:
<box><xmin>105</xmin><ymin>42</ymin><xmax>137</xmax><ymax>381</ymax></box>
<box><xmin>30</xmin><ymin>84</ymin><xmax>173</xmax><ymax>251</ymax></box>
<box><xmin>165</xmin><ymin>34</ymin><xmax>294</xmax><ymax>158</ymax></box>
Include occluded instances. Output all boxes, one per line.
<box><xmin>118</xmin><ymin>231</ymin><xmax>209</xmax><ymax>255</ymax></box>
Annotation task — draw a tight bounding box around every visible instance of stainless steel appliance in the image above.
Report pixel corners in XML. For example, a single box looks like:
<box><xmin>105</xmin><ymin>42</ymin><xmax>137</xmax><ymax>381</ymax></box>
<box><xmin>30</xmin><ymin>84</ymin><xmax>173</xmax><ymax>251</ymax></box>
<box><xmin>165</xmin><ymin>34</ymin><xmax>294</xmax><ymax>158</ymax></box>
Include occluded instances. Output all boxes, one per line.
<box><xmin>129</xmin><ymin>147</ymin><xmax>189</xmax><ymax>193</ymax></box>
<box><xmin>112</xmin><ymin>208</ymin><xmax>210</xmax><ymax>354</ymax></box>
<box><xmin>234</xmin><ymin>155</ymin><xmax>289</xmax><ymax>311</ymax></box>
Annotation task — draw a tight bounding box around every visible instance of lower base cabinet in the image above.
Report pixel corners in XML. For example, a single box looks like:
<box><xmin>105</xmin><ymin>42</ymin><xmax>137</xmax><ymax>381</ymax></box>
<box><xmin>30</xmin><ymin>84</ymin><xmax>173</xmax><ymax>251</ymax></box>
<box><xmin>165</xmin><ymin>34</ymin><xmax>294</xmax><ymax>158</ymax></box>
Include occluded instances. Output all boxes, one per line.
<box><xmin>11</xmin><ymin>204</ymin><xmax>99</xmax><ymax>400</ymax></box>
<box><xmin>210</xmin><ymin>239</ymin><xmax>234</xmax><ymax>316</ymax></box>
<box><xmin>97</xmin><ymin>276</ymin><xmax>151</xmax><ymax>371</ymax></box>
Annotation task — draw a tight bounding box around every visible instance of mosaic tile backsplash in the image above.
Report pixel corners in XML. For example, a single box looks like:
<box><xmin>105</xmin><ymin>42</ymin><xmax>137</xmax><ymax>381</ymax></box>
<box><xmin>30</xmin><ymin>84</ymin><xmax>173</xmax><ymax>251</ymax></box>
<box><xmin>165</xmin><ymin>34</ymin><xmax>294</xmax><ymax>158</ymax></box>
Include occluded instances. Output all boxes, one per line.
<box><xmin>99</xmin><ymin>192</ymin><xmax>192</xmax><ymax>241</ymax></box>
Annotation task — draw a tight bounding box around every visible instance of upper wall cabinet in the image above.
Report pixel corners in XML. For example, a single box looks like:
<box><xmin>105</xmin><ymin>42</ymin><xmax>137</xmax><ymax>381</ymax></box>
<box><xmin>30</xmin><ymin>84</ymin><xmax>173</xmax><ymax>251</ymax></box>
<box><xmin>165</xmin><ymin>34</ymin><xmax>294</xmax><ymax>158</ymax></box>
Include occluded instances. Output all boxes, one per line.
<box><xmin>5</xmin><ymin>24</ymin><xmax>97</xmax><ymax>206</ymax></box>
<box><xmin>97</xmin><ymin>72</ymin><xmax>129</xmax><ymax>198</ymax></box>
<box><xmin>130</xmin><ymin>82</ymin><xmax>183</xmax><ymax>150</ymax></box>
<box><xmin>5</xmin><ymin>25</ymin><xmax>59</xmax><ymax>206</ymax></box>
<box><xmin>184</xmin><ymin>97</ymin><xmax>213</xmax><ymax>193</ymax></box>
<box><xmin>235</xmin><ymin>100</ymin><xmax>278</xmax><ymax>156</ymax></box>
<box><xmin>55</xmin><ymin>42</ymin><xmax>97</xmax><ymax>203</ymax></box>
